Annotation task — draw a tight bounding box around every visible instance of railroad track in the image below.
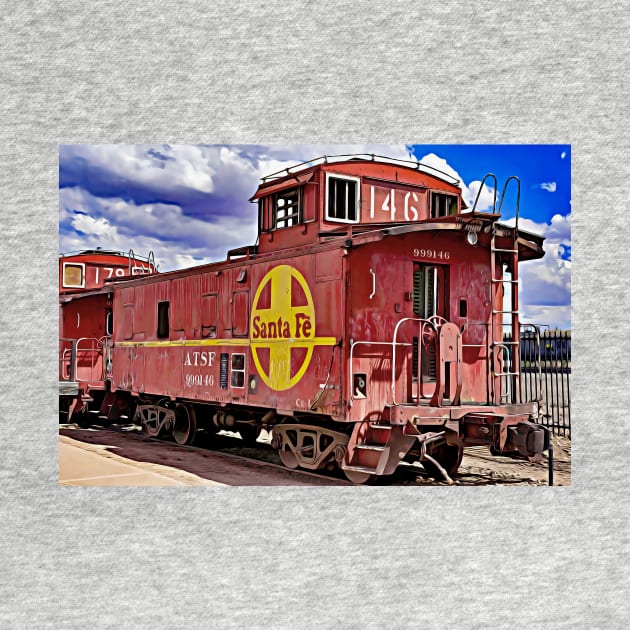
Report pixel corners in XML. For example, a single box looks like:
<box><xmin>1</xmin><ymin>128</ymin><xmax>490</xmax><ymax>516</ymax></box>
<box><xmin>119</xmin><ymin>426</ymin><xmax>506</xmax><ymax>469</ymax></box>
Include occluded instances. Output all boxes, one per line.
<box><xmin>59</xmin><ymin>423</ymin><xmax>564</xmax><ymax>486</ymax></box>
<box><xmin>59</xmin><ymin>423</ymin><xmax>356</xmax><ymax>486</ymax></box>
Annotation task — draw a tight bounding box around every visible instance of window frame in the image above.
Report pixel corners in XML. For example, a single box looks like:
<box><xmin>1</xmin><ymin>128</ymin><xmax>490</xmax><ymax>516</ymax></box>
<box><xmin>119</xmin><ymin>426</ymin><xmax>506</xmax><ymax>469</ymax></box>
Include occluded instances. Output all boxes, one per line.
<box><xmin>325</xmin><ymin>173</ymin><xmax>361</xmax><ymax>224</ymax></box>
<box><xmin>62</xmin><ymin>262</ymin><xmax>86</xmax><ymax>288</ymax></box>
<box><xmin>272</xmin><ymin>187</ymin><xmax>302</xmax><ymax>230</ymax></box>
<box><xmin>430</xmin><ymin>191</ymin><xmax>459</xmax><ymax>218</ymax></box>
<box><xmin>230</xmin><ymin>352</ymin><xmax>246</xmax><ymax>389</ymax></box>
<box><xmin>157</xmin><ymin>301</ymin><xmax>170</xmax><ymax>339</ymax></box>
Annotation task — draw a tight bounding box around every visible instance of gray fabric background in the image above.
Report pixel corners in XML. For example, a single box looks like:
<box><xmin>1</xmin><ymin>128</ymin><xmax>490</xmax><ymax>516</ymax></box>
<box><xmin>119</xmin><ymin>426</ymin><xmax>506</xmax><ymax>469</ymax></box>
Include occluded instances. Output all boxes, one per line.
<box><xmin>1</xmin><ymin>1</ymin><xmax>627</xmax><ymax>627</ymax></box>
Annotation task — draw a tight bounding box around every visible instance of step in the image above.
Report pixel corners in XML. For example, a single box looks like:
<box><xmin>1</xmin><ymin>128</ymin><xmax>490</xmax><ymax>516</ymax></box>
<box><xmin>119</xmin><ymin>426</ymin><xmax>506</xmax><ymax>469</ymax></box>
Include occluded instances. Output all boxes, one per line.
<box><xmin>342</xmin><ymin>465</ymin><xmax>377</xmax><ymax>474</ymax></box>
<box><xmin>356</xmin><ymin>444</ymin><xmax>385</xmax><ymax>452</ymax></box>
<box><xmin>370</xmin><ymin>424</ymin><xmax>392</xmax><ymax>430</ymax></box>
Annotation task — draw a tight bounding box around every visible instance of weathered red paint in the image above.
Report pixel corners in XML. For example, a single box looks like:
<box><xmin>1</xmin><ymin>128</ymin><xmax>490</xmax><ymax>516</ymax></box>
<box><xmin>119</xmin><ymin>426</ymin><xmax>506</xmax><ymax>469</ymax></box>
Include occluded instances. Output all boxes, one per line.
<box><xmin>61</xmin><ymin>157</ymin><xmax>548</xmax><ymax>480</ymax></box>
<box><xmin>59</xmin><ymin>250</ymin><xmax>157</xmax><ymax>421</ymax></box>
<box><xmin>59</xmin><ymin>249</ymin><xmax>156</xmax><ymax>295</ymax></box>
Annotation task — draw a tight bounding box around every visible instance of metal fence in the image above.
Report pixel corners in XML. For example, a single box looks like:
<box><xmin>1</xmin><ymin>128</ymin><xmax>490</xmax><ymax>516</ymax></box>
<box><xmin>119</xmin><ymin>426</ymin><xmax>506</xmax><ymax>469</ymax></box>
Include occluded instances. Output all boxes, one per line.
<box><xmin>505</xmin><ymin>329</ymin><xmax>571</xmax><ymax>438</ymax></box>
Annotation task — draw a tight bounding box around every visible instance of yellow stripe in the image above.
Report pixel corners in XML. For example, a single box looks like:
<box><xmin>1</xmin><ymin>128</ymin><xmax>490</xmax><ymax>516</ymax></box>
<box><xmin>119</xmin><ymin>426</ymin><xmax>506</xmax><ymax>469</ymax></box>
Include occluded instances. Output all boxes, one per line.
<box><xmin>115</xmin><ymin>337</ymin><xmax>337</xmax><ymax>348</ymax></box>
<box><xmin>252</xmin><ymin>337</ymin><xmax>337</xmax><ymax>346</ymax></box>
<box><xmin>116</xmin><ymin>339</ymin><xmax>250</xmax><ymax>348</ymax></box>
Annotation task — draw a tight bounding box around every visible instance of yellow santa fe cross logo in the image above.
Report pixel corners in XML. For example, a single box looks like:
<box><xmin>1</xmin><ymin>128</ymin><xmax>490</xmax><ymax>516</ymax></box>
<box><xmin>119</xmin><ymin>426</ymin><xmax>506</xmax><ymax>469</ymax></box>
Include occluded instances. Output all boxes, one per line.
<box><xmin>250</xmin><ymin>265</ymin><xmax>337</xmax><ymax>391</ymax></box>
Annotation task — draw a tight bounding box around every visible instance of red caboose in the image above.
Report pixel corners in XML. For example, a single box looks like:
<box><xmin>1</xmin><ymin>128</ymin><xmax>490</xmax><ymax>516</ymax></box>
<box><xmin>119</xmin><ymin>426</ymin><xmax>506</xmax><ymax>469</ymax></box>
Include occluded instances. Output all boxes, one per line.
<box><xmin>59</xmin><ymin>249</ymin><xmax>157</xmax><ymax>422</ymax></box>
<box><xmin>105</xmin><ymin>155</ymin><xmax>547</xmax><ymax>482</ymax></box>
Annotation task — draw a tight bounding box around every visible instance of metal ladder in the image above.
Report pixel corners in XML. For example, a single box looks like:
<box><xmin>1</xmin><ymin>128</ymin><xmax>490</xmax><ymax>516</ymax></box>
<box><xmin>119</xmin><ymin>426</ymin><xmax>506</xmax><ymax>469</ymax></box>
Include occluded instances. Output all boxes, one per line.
<box><xmin>492</xmin><ymin>176</ymin><xmax>522</xmax><ymax>403</ymax></box>
<box><xmin>472</xmin><ymin>175</ymin><xmax>522</xmax><ymax>404</ymax></box>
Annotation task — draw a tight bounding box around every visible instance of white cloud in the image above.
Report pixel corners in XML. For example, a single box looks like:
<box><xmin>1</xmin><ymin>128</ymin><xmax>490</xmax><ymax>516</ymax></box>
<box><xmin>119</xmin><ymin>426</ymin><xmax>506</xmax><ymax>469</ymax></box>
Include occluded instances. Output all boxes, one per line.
<box><xmin>62</xmin><ymin>144</ymin><xmax>217</xmax><ymax>195</ymax></box>
<box><xmin>60</xmin><ymin>144</ymin><xmax>416</xmax><ymax>271</ymax></box>
<box><xmin>503</xmin><ymin>213</ymin><xmax>571</xmax><ymax>329</ymax></box>
<box><xmin>71</xmin><ymin>214</ymin><xmax>112</xmax><ymax>238</ymax></box>
<box><xmin>59</xmin><ymin>145</ymin><xmax>570</xmax><ymax>328</ymax></box>
<box><xmin>465</xmin><ymin>179</ymin><xmax>497</xmax><ymax>211</ymax></box>
<box><xmin>417</xmin><ymin>153</ymin><xmax>497</xmax><ymax>211</ymax></box>
<box><xmin>521</xmin><ymin>305</ymin><xmax>570</xmax><ymax>330</ymax></box>
<box><xmin>540</xmin><ymin>182</ymin><xmax>557</xmax><ymax>192</ymax></box>
<box><xmin>59</xmin><ymin>186</ymin><xmax>257</xmax><ymax>271</ymax></box>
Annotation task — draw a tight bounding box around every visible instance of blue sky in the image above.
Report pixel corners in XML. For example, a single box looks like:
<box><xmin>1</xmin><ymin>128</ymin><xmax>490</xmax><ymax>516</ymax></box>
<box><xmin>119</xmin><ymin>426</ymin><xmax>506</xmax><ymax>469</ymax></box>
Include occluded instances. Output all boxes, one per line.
<box><xmin>59</xmin><ymin>144</ymin><xmax>571</xmax><ymax>328</ymax></box>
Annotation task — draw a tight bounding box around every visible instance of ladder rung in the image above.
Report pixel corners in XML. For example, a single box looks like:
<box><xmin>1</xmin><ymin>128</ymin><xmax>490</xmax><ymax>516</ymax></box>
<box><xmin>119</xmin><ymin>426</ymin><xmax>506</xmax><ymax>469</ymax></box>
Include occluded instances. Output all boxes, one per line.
<box><xmin>494</xmin><ymin>341</ymin><xmax>519</xmax><ymax>345</ymax></box>
<box><xmin>492</xmin><ymin>310</ymin><xmax>519</xmax><ymax>314</ymax></box>
<box><xmin>491</xmin><ymin>278</ymin><xmax>519</xmax><ymax>283</ymax></box>
<box><xmin>491</xmin><ymin>248</ymin><xmax>518</xmax><ymax>253</ymax></box>
<box><xmin>496</xmin><ymin>372</ymin><xmax>520</xmax><ymax>376</ymax></box>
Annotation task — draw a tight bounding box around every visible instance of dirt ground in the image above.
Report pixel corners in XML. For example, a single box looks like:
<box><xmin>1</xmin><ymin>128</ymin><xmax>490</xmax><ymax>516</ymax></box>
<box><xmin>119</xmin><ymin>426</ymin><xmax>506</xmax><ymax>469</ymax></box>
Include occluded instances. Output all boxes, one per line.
<box><xmin>60</xmin><ymin>425</ymin><xmax>570</xmax><ymax>486</ymax></box>
<box><xmin>452</xmin><ymin>433</ymin><xmax>571</xmax><ymax>486</ymax></box>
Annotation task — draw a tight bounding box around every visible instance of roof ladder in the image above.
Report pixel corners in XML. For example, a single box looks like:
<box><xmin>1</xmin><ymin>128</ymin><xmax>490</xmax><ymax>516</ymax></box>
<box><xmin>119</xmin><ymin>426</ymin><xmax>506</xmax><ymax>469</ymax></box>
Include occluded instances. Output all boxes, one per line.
<box><xmin>490</xmin><ymin>176</ymin><xmax>522</xmax><ymax>404</ymax></box>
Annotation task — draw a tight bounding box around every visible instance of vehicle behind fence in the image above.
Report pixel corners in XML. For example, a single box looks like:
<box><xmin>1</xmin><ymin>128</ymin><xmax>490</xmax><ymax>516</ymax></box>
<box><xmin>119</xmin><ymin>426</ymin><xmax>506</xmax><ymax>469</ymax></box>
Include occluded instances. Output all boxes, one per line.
<box><xmin>505</xmin><ymin>328</ymin><xmax>571</xmax><ymax>438</ymax></box>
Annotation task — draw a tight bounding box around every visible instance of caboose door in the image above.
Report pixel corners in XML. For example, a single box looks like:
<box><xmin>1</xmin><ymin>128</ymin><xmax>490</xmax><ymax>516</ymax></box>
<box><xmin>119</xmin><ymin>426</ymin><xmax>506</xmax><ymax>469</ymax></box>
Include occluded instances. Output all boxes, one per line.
<box><xmin>412</xmin><ymin>264</ymin><xmax>448</xmax><ymax>401</ymax></box>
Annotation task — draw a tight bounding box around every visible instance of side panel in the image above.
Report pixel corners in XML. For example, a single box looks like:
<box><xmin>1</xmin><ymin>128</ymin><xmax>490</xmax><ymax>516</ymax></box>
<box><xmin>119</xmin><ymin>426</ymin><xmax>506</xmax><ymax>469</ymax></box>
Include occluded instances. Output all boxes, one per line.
<box><xmin>347</xmin><ymin>229</ymin><xmax>494</xmax><ymax>418</ymax></box>
<box><xmin>59</xmin><ymin>294</ymin><xmax>109</xmax><ymax>385</ymax></box>
<box><xmin>247</xmin><ymin>253</ymin><xmax>341</xmax><ymax>414</ymax></box>
<box><xmin>347</xmin><ymin>241</ymin><xmax>411</xmax><ymax>421</ymax></box>
<box><xmin>110</xmin><ymin>253</ymin><xmax>343</xmax><ymax>416</ymax></box>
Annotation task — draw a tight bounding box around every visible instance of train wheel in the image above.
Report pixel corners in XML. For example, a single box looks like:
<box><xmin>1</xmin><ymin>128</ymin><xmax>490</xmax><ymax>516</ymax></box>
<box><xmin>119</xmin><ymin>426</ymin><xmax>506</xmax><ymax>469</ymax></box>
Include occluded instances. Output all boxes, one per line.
<box><xmin>342</xmin><ymin>468</ymin><xmax>374</xmax><ymax>484</ymax></box>
<box><xmin>172</xmin><ymin>403</ymin><xmax>197</xmax><ymax>446</ymax></box>
<box><xmin>278</xmin><ymin>446</ymin><xmax>299</xmax><ymax>469</ymax></box>
<box><xmin>422</xmin><ymin>443</ymin><xmax>463</xmax><ymax>480</ymax></box>
<box><xmin>238</xmin><ymin>423</ymin><xmax>262</xmax><ymax>445</ymax></box>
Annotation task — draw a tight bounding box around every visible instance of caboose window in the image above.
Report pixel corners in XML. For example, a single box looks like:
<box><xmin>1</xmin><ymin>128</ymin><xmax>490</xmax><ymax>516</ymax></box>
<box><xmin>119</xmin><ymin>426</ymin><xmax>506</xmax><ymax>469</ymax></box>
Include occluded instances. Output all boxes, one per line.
<box><xmin>430</xmin><ymin>192</ymin><xmax>458</xmax><ymax>218</ymax></box>
<box><xmin>326</xmin><ymin>174</ymin><xmax>360</xmax><ymax>223</ymax></box>
<box><xmin>230</xmin><ymin>353</ymin><xmax>246</xmax><ymax>388</ymax></box>
<box><xmin>157</xmin><ymin>301</ymin><xmax>170</xmax><ymax>338</ymax></box>
<box><xmin>273</xmin><ymin>188</ymin><xmax>301</xmax><ymax>229</ymax></box>
<box><xmin>62</xmin><ymin>262</ymin><xmax>86</xmax><ymax>288</ymax></box>
<box><xmin>413</xmin><ymin>266</ymin><xmax>438</xmax><ymax>318</ymax></box>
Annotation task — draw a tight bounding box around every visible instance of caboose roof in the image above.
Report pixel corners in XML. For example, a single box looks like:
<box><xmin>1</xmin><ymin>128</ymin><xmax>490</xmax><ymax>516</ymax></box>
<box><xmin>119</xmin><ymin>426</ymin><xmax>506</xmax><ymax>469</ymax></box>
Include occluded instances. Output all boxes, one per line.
<box><xmin>249</xmin><ymin>154</ymin><xmax>461</xmax><ymax>201</ymax></box>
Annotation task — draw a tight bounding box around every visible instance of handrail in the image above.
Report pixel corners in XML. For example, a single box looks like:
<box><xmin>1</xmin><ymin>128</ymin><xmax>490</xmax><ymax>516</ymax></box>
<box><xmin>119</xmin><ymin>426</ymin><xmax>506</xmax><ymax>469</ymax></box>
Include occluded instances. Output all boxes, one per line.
<box><xmin>471</xmin><ymin>173</ymin><xmax>498</xmax><ymax>213</ymax></box>
<box><xmin>515</xmin><ymin>323</ymin><xmax>542</xmax><ymax>405</ymax></box>
<box><xmin>349</xmin><ymin>340</ymin><xmax>411</xmax><ymax>405</ymax></box>
<box><xmin>127</xmin><ymin>248</ymin><xmax>136</xmax><ymax>275</ymax></box>
<box><xmin>497</xmin><ymin>175</ymin><xmax>521</xmax><ymax>233</ymax></box>
<box><xmin>369</xmin><ymin>268</ymin><xmax>376</xmax><ymax>300</ymax></box>
<box><xmin>147</xmin><ymin>250</ymin><xmax>158</xmax><ymax>272</ymax></box>
<box><xmin>59</xmin><ymin>337</ymin><xmax>105</xmax><ymax>383</ymax></box>
<box><xmin>493</xmin><ymin>325</ymin><xmax>542</xmax><ymax>405</ymax></box>
<box><xmin>261</xmin><ymin>154</ymin><xmax>460</xmax><ymax>185</ymax></box>
<box><xmin>59</xmin><ymin>337</ymin><xmax>77</xmax><ymax>381</ymax></box>
<box><xmin>391</xmin><ymin>316</ymin><xmax>442</xmax><ymax>405</ymax></box>
<box><xmin>129</xmin><ymin>248</ymin><xmax>158</xmax><ymax>275</ymax></box>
